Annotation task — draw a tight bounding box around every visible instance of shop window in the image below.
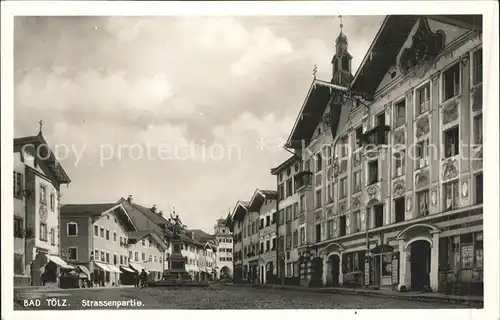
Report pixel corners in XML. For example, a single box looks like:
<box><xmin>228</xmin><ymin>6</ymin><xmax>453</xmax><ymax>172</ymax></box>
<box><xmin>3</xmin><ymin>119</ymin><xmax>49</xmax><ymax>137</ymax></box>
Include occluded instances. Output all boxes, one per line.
<box><xmin>394</xmin><ymin>197</ymin><xmax>405</xmax><ymax>223</ymax></box>
<box><xmin>416</xmin><ymin>139</ymin><xmax>429</xmax><ymax>168</ymax></box>
<box><xmin>340</xmin><ymin>177</ymin><xmax>347</xmax><ymax>198</ymax></box>
<box><xmin>473</xmin><ymin>115</ymin><xmax>483</xmax><ymax>145</ymax></box>
<box><xmin>394</xmin><ymin>150</ymin><xmax>405</xmax><ymax>177</ymax></box>
<box><xmin>373</xmin><ymin>205</ymin><xmax>384</xmax><ymax>228</ymax></box>
<box><xmin>315</xmin><ymin>189</ymin><xmax>322</xmax><ymax>208</ymax></box>
<box><xmin>394</xmin><ymin>99</ymin><xmax>406</xmax><ymax>127</ymax></box>
<box><xmin>475</xmin><ymin>173</ymin><xmax>483</xmax><ymax>204</ymax></box>
<box><xmin>417</xmin><ymin>83</ymin><xmax>431</xmax><ymax>115</ymax></box>
<box><xmin>416</xmin><ymin>189</ymin><xmax>430</xmax><ymax>216</ymax></box>
<box><xmin>472</xmin><ymin>49</ymin><xmax>482</xmax><ymax>85</ymax></box>
<box><xmin>443</xmin><ymin>180</ymin><xmax>459</xmax><ymax>211</ymax></box>
<box><xmin>339</xmin><ymin>215</ymin><xmax>346</xmax><ymax>237</ymax></box>
<box><xmin>444</xmin><ymin>126</ymin><xmax>459</xmax><ymax>158</ymax></box>
<box><xmin>315</xmin><ymin>224</ymin><xmax>321</xmax><ymax>243</ymax></box>
<box><xmin>368</xmin><ymin>160</ymin><xmax>378</xmax><ymax>185</ymax></box>
<box><xmin>442</xmin><ymin>62</ymin><xmax>460</xmax><ymax>101</ymax></box>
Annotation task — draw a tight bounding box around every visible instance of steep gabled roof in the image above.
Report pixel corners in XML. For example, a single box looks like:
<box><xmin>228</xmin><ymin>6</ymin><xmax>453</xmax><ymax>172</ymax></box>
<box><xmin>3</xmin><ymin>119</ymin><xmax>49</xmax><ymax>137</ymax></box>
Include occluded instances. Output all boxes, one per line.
<box><xmin>128</xmin><ymin>230</ymin><xmax>169</xmax><ymax>250</ymax></box>
<box><xmin>118</xmin><ymin>198</ymin><xmax>168</xmax><ymax>236</ymax></box>
<box><xmin>231</xmin><ymin>200</ymin><xmax>249</xmax><ymax>223</ymax></box>
<box><xmin>187</xmin><ymin>229</ymin><xmax>215</xmax><ymax>243</ymax></box>
<box><xmin>61</xmin><ymin>202</ymin><xmax>137</xmax><ymax>231</ymax></box>
<box><xmin>248</xmin><ymin>189</ymin><xmax>277</xmax><ymax>212</ymax></box>
<box><xmin>270</xmin><ymin>155</ymin><xmax>300</xmax><ymax>175</ymax></box>
<box><xmin>14</xmin><ymin>132</ymin><xmax>71</xmax><ymax>184</ymax></box>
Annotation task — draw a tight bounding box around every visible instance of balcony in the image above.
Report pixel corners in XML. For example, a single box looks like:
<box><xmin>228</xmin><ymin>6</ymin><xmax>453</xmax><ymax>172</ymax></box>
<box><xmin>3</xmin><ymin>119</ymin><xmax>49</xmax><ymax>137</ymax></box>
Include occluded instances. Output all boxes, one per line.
<box><xmin>294</xmin><ymin>171</ymin><xmax>313</xmax><ymax>192</ymax></box>
<box><xmin>361</xmin><ymin>125</ymin><xmax>390</xmax><ymax>146</ymax></box>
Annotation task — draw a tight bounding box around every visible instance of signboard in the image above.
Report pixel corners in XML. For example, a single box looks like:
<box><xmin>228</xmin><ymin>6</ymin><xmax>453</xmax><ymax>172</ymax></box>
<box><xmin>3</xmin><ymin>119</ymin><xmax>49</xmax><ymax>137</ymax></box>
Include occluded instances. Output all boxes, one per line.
<box><xmin>391</xmin><ymin>255</ymin><xmax>399</xmax><ymax>285</ymax></box>
<box><xmin>461</xmin><ymin>244</ymin><xmax>474</xmax><ymax>268</ymax></box>
<box><xmin>364</xmin><ymin>262</ymin><xmax>370</xmax><ymax>285</ymax></box>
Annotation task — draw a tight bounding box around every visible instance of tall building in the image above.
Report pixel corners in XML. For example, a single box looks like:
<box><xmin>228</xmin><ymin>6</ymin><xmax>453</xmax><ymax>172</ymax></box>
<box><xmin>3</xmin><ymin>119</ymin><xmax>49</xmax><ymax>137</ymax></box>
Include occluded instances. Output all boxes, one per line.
<box><xmin>230</xmin><ymin>201</ymin><xmax>248</xmax><ymax>283</ymax></box>
<box><xmin>14</xmin><ymin>131</ymin><xmax>72</xmax><ymax>286</ymax></box>
<box><xmin>278</xmin><ymin>15</ymin><xmax>482</xmax><ymax>295</ymax></box>
<box><xmin>213</xmin><ymin>218</ymin><xmax>233</xmax><ymax>280</ymax></box>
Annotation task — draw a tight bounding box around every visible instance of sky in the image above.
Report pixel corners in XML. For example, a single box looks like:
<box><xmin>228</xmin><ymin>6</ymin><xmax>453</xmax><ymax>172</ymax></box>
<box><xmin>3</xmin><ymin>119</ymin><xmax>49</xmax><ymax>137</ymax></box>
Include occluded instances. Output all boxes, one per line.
<box><xmin>14</xmin><ymin>16</ymin><xmax>384</xmax><ymax>233</ymax></box>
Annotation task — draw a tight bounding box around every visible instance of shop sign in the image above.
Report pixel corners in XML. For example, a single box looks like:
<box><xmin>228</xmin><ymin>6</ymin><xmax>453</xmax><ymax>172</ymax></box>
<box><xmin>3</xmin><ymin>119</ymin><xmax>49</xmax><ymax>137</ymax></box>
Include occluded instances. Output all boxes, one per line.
<box><xmin>364</xmin><ymin>262</ymin><xmax>370</xmax><ymax>285</ymax></box>
<box><xmin>461</xmin><ymin>244</ymin><xmax>474</xmax><ymax>268</ymax></box>
<box><xmin>391</xmin><ymin>254</ymin><xmax>399</xmax><ymax>285</ymax></box>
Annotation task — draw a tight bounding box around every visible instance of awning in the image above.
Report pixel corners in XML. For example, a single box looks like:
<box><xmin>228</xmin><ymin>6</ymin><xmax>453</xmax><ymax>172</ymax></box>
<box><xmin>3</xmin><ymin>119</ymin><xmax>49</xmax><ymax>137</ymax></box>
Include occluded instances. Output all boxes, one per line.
<box><xmin>48</xmin><ymin>255</ymin><xmax>74</xmax><ymax>269</ymax></box>
<box><xmin>94</xmin><ymin>261</ymin><xmax>111</xmax><ymax>272</ymax></box>
<box><xmin>120</xmin><ymin>266</ymin><xmax>136</xmax><ymax>273</ymax></box>
<box><xmin>129</xmin><ymin>262</ymin><xmax>147</xmax><ymax>273</ymax></box>
<box><xmin>107</xmin><ymin>265</ymin><xmax>122</xmax><ymax>273</ymax></box>
<box><xmin>77</xmin><ymin>265</ymin><xmax>91</xmax><ymax>278</ymax></box>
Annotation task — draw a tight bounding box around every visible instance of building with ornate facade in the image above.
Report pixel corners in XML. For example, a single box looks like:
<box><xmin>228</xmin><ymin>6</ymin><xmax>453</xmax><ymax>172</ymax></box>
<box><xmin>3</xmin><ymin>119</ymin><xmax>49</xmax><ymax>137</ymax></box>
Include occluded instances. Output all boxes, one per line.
<box><xmin>213</xmin><ymin>218</ymin><xmax>234</xmax><ymax>279</ymax></box>
<box><xmin>277</xmin><ymin>15</ymin><xmax>482</xmax><ymax>295</ymax></box>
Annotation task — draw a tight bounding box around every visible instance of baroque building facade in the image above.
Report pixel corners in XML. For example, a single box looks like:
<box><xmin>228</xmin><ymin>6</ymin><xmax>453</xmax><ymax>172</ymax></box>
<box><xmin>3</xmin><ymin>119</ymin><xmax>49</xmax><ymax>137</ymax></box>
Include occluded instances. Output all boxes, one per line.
<box><xmin>213</xmin><ymin>218</ymin><xmax>234</xmax><ymax>279</ymax></box>
<box><xmin>279</xmin><ymin>15</ymin><xmax>482</xmax><ymax>295</ymax></box>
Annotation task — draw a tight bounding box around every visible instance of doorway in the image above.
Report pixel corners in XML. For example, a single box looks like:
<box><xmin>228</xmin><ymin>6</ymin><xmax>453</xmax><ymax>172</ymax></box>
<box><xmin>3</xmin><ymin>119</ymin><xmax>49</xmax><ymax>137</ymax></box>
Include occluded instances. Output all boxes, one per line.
<box><xmin>410</xmin><ymin>240</ymin><xmax>431</xmax><ymax>291</ymax></box>
<box><xmin>328</xmin><ymin>255</ymin><xmax>340</xmax><ymax>286</ymax></box>
<box><xmin>279</xmin><ymin>259</ymin><xmax>285</xmax><ymax>285</ymax></box>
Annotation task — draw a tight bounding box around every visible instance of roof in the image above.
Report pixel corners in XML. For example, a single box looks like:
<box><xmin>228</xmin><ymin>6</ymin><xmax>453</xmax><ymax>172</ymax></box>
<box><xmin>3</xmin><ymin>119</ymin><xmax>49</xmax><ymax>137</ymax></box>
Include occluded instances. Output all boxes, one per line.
<box><xmin>128</xmin><ymin>230</ymin><xmax>169</xmax><ymax>249</ymax></box>
<box><xmin>248</xmin><ymin>189</ymin><xmax>276</xmax><ymax>212</ymax></box>
<box><xmin>61</xmin><ymin>203</ymin><xmax>121</xmax><ymax>216</ymax></box>
<box><xmin>351</xmin><ymin>15</ymin><xmax>482</xmax><ymax>97</ymax></box>
<box><xmin>187</xmin><ymin>229</ymin><xmax>215</xmax><ymax>243</ymax></box>
<box><xmin>286</xmin><ymin>79</ymin><xmax>347</xmax><ymax>148</ymax></box>
<box><xmin>118</xmin><ymin>198</ymin><xmax>169</xmax><ymax>237</ymax></box>
<box><xmin>270</xmin><ymin>155</ymin><xmax>300</xmax><ymax>175</ymax></box>
<box><xmin>14</xmin><ymin>132</ymin><xmax>71</xmax><ymax>184</ymax></box>
<box><xmin>231</xmin><ymin>200</ymin><xmax>249</xmax><ymax>223</ymax></box>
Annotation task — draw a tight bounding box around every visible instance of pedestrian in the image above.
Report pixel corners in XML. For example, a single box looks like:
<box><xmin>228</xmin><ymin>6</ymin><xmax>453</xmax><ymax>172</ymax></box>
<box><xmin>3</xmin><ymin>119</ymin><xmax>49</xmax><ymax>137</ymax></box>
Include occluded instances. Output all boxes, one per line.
<box><xmin>135</xmin><ymin>272</ymin><xmax>140</xmax><ymax>287</ymax></box>
<box><xmin>140</xmin><ymin>269</ymin><xmax>148</xmax><ymax>288</ymax></box>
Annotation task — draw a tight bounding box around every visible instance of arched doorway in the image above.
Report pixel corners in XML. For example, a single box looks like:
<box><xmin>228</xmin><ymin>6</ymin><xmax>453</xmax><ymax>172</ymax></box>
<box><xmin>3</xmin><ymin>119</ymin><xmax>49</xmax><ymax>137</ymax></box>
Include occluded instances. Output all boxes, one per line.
<box><xmin>220</xmin><ymin>266</ymin><xmax>230</xmax><ymax>280</ymax></box>
<box><xmin>266</xmin><ymin>262</ymin><xmax>274</xmax><ymax>284</ymax></box>
<box><xmin>327</xmin><ymin>254</ymin><xmax>340</xmax><ymax>286</ymax></box>
<box><xmin>410</xmin><ymin>240</ymin><xmax>431</xmax><ymax>291</ymax></box>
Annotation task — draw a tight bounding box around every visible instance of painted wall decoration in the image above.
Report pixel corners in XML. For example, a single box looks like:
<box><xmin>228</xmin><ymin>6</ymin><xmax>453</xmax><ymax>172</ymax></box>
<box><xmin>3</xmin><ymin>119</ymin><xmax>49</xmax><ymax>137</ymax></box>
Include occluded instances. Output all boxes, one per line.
<box><xmin>352</xmin><ymin>196</ymin><xmax>361</xmax><ymax>209</ymax></box>
<box><xmin>431</xmin><ymin>189</ymin><xmax>438</xmax><ymax>206</ymax></box>
<box><xmin>442</xmin><ymin>158</ymin><xmax>459</xmax><ymax>180</ymax></box>
<box><xmin>461</xmin><ymin>180</ymin><xmax>469</xmax><ymax>198</ymax></box>
<box><xmin>471</xmin><ymin>83</ymin><xmax>483</xmax><ymax>112</ymax></box>
<box><xmin>416</xmin><ymin>115</ymin><xmax>430</xmax><ymax>138</ymax></box>
<box><xmin>314</xmin><ymin>211</ymin><xmax>322</xmax><ymax>222</ymax></box>
<box><xmin>442</xmin><ymin>99</ymin><xmax>459</xmax><ymax>125</ymax></box>
<box><xmin>415</xmin><ymin>169</ymin><xmax>430</xmax><ymax>190</ymax></box>
<box><xmin>393</xmin><ymin>129</ymin><xmax>406</xmax><ymax>145</ymax></box>
<box><xmin>399</xmin><ymin>18</ymin><xmax>446</xmax><ymax>76</ymax></box>
<box><xmin>338</xmin><ymin>201</ymin><xmax>347</xmax><ymax>214</ymax></box>
<box><xmin>366</xmin><ymin>184</ymin><xmax>379</xmax><ymax>199</ymax></box>
<box><xmin>393</xmin><ymin>179</ymin><xmax>405</xmax><ymax>197</ymax></box>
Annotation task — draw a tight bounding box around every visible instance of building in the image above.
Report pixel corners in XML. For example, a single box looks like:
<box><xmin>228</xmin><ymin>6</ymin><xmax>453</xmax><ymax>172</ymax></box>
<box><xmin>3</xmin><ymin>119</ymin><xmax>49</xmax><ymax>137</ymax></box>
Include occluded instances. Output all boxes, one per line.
<box><xmin>187</xmin><ymin>229</ymin><xmax>218</xmax><ymax>281</ymax></box>
<box><xmin>14</xmin><ymin>131</ymin><xmax>72</xmax><ymax>286</ymax></box>
<box><xmin>127</xmin><ymin>230</ymin><xmax>169</xmax><ymax>282</ymax></box>
<box><xmin>230</xmin><ymin>201</ymin><xmax>248</xmax><ymax>283</ymax></box>
<box><xmin>60</xmin><ymin>203</ymin><xmax>138</xmax><ymax>287</ymax></box>
<box><xmin>271</xmin><ymin>155</ymin><xmax>302</xmax><ymax>285</ymax></box>
<box><xmin>281</xmin><ymin>15</ymin><xmax>482</xmax><ymax>295</ymax></box>
<box><xmin>213</xmin><ymin>218</ymin><xmax>234</xmax><ymax>279</ymax></box>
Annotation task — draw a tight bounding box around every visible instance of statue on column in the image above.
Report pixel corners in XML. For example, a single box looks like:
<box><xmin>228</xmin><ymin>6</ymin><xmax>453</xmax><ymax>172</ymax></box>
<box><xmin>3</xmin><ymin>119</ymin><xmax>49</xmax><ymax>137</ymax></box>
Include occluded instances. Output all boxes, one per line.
<box><xmin>169</xmin><ymin>211</ymin><xmax>186</xmax><ymax>238</ymax></box>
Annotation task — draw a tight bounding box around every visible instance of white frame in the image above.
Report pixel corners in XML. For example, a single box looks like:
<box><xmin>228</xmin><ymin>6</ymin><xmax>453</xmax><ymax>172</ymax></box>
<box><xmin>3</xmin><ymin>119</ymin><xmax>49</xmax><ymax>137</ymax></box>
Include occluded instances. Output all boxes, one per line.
<box><xmin>440</xmin><ymin>59</ymin><xmax>461</xmax><ymax>103</ymax></box>
<box><xmin>66</xmin><ymin>222</ymin><xmax>78</xmax><ymax>237</ymax></box>
<box><xmin>67</xmin><ymin>247</ymin><xmax>78</xmax><ymax>261</ymax></box>
<box><xmin>443</xmin><ymin>125</ymin><xmax>460</xmax><ymax>159</ymax></box>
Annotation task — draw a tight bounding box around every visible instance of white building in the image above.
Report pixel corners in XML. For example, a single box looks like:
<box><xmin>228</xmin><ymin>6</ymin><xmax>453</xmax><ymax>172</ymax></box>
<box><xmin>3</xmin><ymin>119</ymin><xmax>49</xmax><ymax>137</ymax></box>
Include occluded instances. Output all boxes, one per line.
<box><xmin>213</xmin><ymin>218</ymin><xmax>233</xmax><ymax>279</ymax></box>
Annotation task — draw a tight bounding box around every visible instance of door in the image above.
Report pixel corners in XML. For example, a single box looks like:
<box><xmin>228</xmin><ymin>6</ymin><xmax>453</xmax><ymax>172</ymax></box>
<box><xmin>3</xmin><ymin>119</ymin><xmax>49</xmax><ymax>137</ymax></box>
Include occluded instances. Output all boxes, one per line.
<box><xmin>328</xmin><ymin>255</ymin><xmax>340</xmax><ymax>286</ymax></box>
<box><xmin>410</xmin><ymin>240</ymin><xmax>431</xmax><ymax>291</ymax></box>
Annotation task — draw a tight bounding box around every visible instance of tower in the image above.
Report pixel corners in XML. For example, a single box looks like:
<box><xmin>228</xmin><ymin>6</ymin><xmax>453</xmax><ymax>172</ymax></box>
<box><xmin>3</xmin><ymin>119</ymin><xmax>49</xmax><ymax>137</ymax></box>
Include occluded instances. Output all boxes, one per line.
<box><xmin>331</xmin><ymin>16</ymin><xmax>353</xmax><ymax>86</ymax></box>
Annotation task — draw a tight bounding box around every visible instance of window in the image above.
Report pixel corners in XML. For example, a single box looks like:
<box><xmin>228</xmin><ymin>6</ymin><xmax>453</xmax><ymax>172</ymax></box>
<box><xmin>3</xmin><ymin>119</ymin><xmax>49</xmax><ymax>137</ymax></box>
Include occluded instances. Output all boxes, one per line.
<box><xmin>373</xmin><ymin>205</ymin><xmax>384</xmax><ymax>228</ymax></box>
<box><xmin>299</xmin><ymin>228</ymin><xmax>305</xmax><ymax>245</ymax></box>
<box><xmin>340</xmin><ymin>177</ymin><xmax>347</xmax><ymax>198</ymax></box>
<box><xmin>149</xmin><ymin>255</ymin><xmax>152</xmax><ymax>262</ymax></box>
<box><xmin>266</xmin><ymin>240</ymin><xmax>270</xmax><ymax>252</ymax></box>
<box><xmin>327</xmin><ymin>145</ymin><xmax>333</xmax><ymax>165</ymax></box>
<box><xmin>352</xmin><ymin>211</ymin><xmax>361</xmax><ymax>233</ymax></box>
<box><xmin>293</xmin><ymin>203</ymin><xmax>299</xmax><ymax>219</ymax></box>
<box><xmin>327</xmin><ymin>219</ymin><xmax>335</xmax><ymax>239</ymax></box>
<box><xmin>286</xmin><ymin>206</ymin><xmax>292</xmax><ymax>222</ymax></box>
<box><xmin>316</xmin><ymin>154</ymin><xmax>322</xmax><ymax>172</ymax></box>
<box><xmin>114</xmin><ymin>254</ymin><xmax>118</xmax><ymax>265</ymax></box>
<box><xmin>105</xmin><ymin>253</ymin><xmax>109</xmax><ymax>263</ymax></box>
<box><xmin>443</xmin><ymin>62</ymin><xmax>460</xmax><ymax>101</ymax></box>
<box><xmin>260</xmin><ymin>218</ymin><xmax>264</xmax><ymax>229</ymax></box>
<box><xmin>67</xmin><ymin>248</ymin><xmax>77</xmax><ymax>260</ymax></box>
<box><xmin>95</xmin><ymin>250</ymin><xmax>99</xmax><ymax>261</ymax></box>
<box><xmin>473</xmin><ymin>115</ymin><xmax>483</xmax><ymax>145</ymax></box>
<box><xmin>376</xmin><ymin>112</ymin><xmax>386</xmax><ymax>127</ymax></box>
<box><xmin>315</xmin><ymin>189</ymin><xmax>322</xmax><ymax>208</ymax></box>
<box><xmin>266</xmin><ymin>216</ymin><xmax>270</xmax><ymax>227</ymax></box>
<box><xmin>134</xmin><ymin>252</ymin><xmax>139</xmax><ymax>262</ymax></box>
<box><xmin>472</xmin><ymin>49</ymin><xmax>482</xmax><ymax>85</ymax></box>
<box><xmin>368</xmin><ymin>160</ymin><xmax>378</xmax><ymax>185</ymax></box>
<box><xmin>443</xmin><ymin>180</ymin><xmax>459</xmax><ymax>211</ymax></box>
<box><xmin>129</xmin><ymin>251</ymin><xmax>132</xmax><ymax>259</ymax></box>
<box><xmin>339</xmin><ymin>215</ymin><xmax>346</xmax><ymax>236</ymax></box>
<box><xmin>444</xmin><ymin>126</ymin><xmax>459</xmax><ymax>158</ymax></box>
<box><xmin>227</xmin><ymin>248</ymin><xmax>232</xmax><ymax>253</ymax></box>
<box><xmin>315</xmin><ymin>224</ymin><xmax>321</xmax><ymax>242</ymax></box>
<box><xmin>39</xmin><ymin>185</ymin><xmax>47</xmax><ymax>204</ymax></box>
<box><xmin>13</xmin><ymin>172</ymin><xmax>23</xmax><ymax>198</ymax></box>
<box><xmin>39</xmin><ymin>223</ymin><xmax>47</xmax><ymax>241</ymax></box>
<box><xmin>394</xmin><ymin>150</ymin><xmax>405</xmax><ymax>177</ymax></box>
<box><xmin>292</xmin><ymin>230</ymin><xmax>298</xmax><ymax>248</ymax></box>
<box><xmin>142</xmin><ymin>239</ymin><xmax>146</xmax><ymax>246</ymax></box>
<box><xmin>278</xmin><ymin>184</ymin><xmax>285</xmax><ymax>200</ymax></box>
<box><xmin>50</xmin><ymin>194</ymin><xmax>55</xmax><ymax>211</ymax></box>
<box><xmin>353</xmin><ymin>171</ymin><xmax>361</xmax><ymax>193</ymax></box>
<box><xmin>394</xmin><ymin>197</ymin><xmax>405</xmax><ymax>223</ymax></box>
<box><xmin>394</xmin><ymin>99</ymin><xmax>406</xmax><ymax>127</ymax></box>
<box><xmin>113</xmin><ymin>232</ymin><xmax>117</xmax><ymax>242</ymax></box>
<box><xmin>67</xmin><ymin>223</ymin><xmax>78</xmax><ymax>236</ymax></box>
<box><xmin>94</xmin><ymin>225</ymin><xmax>98</xmax><ymax>236</ymax></box>
<box><xmin>251</xmin><ymin>221</ymin><xmax>255</xmax><ymax>234</ymax></box>
<box><xmin>417</xmin><ymin>190</ymin><xmax>429</xmax><ymax>217</ymax></box>
<box><xmin>475</xmin><ymin>173</ymin><xmax>483</xmax><ymax>204</ymax></box>
<box><xmin>14</xmin><ymin>217</ymin><xmax>24</xmax><ymax>238</ymax></box>
<box><xmin>100</xmin><ymin>227</ymin><xmax>104</xmax><ymax>238</ymax></box>
<box><xmin>416</xmin><ymin>139</ymin><xmax>429</xmax><ymax>168</ymax></box>
<box><xmin>417</xmin><ymin>83</ymin><xmax>431</xmax><ymax>115</ymax></box>
<box><xmin>342</xmin><ymin>56</ymin><xmax>349</xmax><ymax>71</ymax></box>
<box><xmin>300</xmin><ymin>195</ymin><xmax>305</xmax><ymax>213</ymax></box>
<box><xmin>286</xmin><ymin>178</ymin><xmax>293</xmax><ymax>197</ymax></box>
<box><xmin>101</xmin><ymin>251</ymin><xmax>105</xmax><ymax>262</ymax></box>
<box><xmin>105</xmin><ymin>229</ymin><xmax>110</xmax><ymax>240</ymax></box>
<box><xmin>326</xmin><ymin>184</ymin><xmax>332</xmax><ymax>202</ymax></box>
<box><xmin>355</xmin><ymin>127</ymin><xmax>363</xmax><ymax>149</ymax></box>
<box><xmin>50</xmin><ymin>228</ymin><xmax>55</xmax><ymax>245</ymax></box>
<box><xmin>120</xmin><ymin>256</ymin><xmax>124</xmax><ymax>265</ymax></box>
<box><xmin>142</xmin><ymin>253</ymin><xmax>146</xmax><ymax>261</ymax></box>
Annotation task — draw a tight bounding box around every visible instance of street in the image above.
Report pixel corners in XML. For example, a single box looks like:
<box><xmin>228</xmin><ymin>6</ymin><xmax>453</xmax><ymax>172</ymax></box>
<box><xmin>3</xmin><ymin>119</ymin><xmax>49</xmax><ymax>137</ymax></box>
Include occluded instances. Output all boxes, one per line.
<box><xmin>14</xmin><ymin>285</ymin><xmax>472</xmax><ymax>310</ymax></box>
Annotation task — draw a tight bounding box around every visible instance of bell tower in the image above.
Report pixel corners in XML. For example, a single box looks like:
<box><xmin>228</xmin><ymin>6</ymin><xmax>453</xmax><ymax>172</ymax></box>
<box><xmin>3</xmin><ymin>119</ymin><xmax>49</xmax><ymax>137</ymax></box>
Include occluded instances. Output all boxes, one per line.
<box><xmin>331</xmin><ymin>16</ymin><xmax>353</xmax><ymax>86</ymax></box>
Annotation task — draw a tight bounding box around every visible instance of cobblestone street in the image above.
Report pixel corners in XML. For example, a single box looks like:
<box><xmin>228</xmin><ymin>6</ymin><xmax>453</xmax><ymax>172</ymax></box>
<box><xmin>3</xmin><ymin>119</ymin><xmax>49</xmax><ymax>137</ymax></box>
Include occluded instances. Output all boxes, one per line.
<box><xmin>14</xmin><ymin>285</ymin><xmax>473</xmax><ymax>310</ymax></box>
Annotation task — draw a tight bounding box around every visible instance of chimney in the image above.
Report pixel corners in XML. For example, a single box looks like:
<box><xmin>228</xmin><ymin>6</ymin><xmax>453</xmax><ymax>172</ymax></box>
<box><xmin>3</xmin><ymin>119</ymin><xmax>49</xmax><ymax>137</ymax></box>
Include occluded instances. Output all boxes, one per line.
<box><xmin>159</xmin><ymin>210</ymin><xmax>163</xmax><ymax>217</ymax></box>
<box><xmin>151</xmin><ymin>205</ymin><xmax>157</xmax><ymax>213</ymax></box>
<box><xmin>127</xmin><ymin>195</ymin><xmax>133</xmax><ymax>204</ymax></box>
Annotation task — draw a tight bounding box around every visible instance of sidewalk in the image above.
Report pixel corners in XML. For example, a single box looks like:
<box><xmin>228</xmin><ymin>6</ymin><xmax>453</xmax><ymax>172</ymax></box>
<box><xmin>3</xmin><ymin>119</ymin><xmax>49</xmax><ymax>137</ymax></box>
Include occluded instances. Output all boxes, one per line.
<box><xmin>14</xmin><ymin>285</ymin><xmax>135</xmax><ymax>293</ymax></box>
<box><xmin>226</xmin><ymin>283</ymin><xmax>483</xmax><ymax>307</ymax></box>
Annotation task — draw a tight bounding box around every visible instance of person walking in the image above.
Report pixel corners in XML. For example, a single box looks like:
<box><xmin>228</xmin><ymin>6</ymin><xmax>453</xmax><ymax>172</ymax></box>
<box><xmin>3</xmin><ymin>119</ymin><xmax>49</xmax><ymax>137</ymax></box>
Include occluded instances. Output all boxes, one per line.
<box><xmin>140</xmin><ymin>269</ymin><xmax>147</xmax><ymax>288</ymax></box>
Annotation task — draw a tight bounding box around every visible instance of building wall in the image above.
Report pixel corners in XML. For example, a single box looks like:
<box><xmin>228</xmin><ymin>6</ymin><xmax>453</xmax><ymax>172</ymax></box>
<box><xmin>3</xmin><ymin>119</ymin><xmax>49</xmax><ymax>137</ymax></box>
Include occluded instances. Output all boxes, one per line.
<box><xmin>92</xmin><ymin>210</ymin><xmax>129</xmax><ymax>270</ymax></box>
<box><xmin>60</xmin><ymin>216</ymin><xmax>91</xmax><ymax>263</ymax></box>
<box><xmin>13</xmin><ymin>153</ymin><xmax>27</xmax><ymax>275</ymax></box>
<box><xmin>258</xmin><ymin>202</ymin><xmax>277</xmax><ymax>284</ymax></box>
<box><xmin>128</xmin><ymin>236</ymin><xmax>166</xmax><ymax>275</ymax></box>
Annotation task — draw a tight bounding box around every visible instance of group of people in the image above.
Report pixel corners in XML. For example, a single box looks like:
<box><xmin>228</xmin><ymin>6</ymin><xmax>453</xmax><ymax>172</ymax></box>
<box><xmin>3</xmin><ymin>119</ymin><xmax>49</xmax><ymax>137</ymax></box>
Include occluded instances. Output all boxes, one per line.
<box><xmin>134</xmin><ymin>269</ymin><xmax>149</xmax><ymax>288</ymax></box>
